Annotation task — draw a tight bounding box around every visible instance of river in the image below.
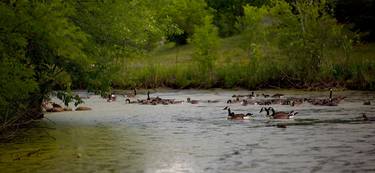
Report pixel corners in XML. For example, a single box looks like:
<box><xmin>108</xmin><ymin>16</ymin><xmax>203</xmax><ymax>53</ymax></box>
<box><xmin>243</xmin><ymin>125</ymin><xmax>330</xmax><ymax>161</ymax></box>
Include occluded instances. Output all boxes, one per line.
<box><xmin>1</xmin><ymin>89</ymin><xmax>375</xmax><ymax>172</ymax></box>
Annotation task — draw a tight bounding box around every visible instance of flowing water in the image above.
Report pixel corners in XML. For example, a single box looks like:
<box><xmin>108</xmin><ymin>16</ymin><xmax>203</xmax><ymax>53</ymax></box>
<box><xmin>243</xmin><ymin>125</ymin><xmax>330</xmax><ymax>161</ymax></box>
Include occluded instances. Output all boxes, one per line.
<box><xmin>1</xmin><ymin>89</ymin><xmax>375</xmax><ymax>173</ymax></box>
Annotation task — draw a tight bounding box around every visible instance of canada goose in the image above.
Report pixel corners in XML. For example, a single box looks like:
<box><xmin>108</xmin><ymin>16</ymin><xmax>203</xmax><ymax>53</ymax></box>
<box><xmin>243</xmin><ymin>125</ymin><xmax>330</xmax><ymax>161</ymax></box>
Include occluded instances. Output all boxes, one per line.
<box><xmin>329</xmin><ymin>88</ymin><xmax>333</xmax><ymax>101</ymax></box>
<box><xmin>125</xmin><ymin>98</ymin><xmax>137</xmax><ymax>104</ymax></box>
<box><xmin>362</xmin><ymin>113</ymin><xmax>375</xmax><ymax>121</ymax></box>
<box><xmin>126</xmin><ymin>88</ymin><xmax>137</xmax><ymax>98</ymax></box>
<box><xmin>187</xmin><ymin>97</ymin><xmax>199</xmax><ymax>104</ymax></box>
<box><xmin>364</xmin><ymin>101</ymin><xmax>371</xmax><ymax>105</ymax></box>
<box><xmin>289</xmin><ymin>98</ymin><xmax>304</xmax><ymax>106</ymax></box>
<box><xmin>107</xmin><ymin>93</ymin><xmax>116</xmax><ymax>102</ymax></box>
<box><xmin>227</xmin><ymin>97</ymin><xmax>240</xmax><ymax>104</ymax></box>
<box><xmin>241</xmin><ymin>99</ymin><xmax>248</xmax><ymax>106</ymax></box>
<box><xmin>268</xmin><ymin>107</ymin><xmax>297</xmax><ymax>119</ymax></box>
<box><xmin>76</xmin><ymin>106</ymin><xmax>92</xmax><ymax>111</ymax></box>
<box><xmin>262</xmin><ymin>93</ymin><xmax>270</xmax><ymax>98</ymax></box>
<box><xmin>259</xmin><ymin>107</ymin><xmax>271</xmax><ymax>117</ymax></box>
<box><xmin>147</xmin><ymin>91</ymin><xmax>151</xmax><ymax>100</ymax></box>
<box><xmin>272</xmin><ymin>93</ymin><xmax>284</xmax><ymax>98</ymax></box>
<box><xmin>248</xmin><ymin>91</ymin><xmax>258</xmax><ymax>98</ymax></box>
<box><xmin>227</xmin><ymin>108</ymin><xmax>253</xmax><ymax>120</ymax></box>
<box><xmin>257</xmin><ymin>100</ymin><xmax>271</xmax><ymax>105</ymax></box>
<box><xmin>207</xmin><ymin>99</ymin><xmax>220</xmax><ymax>103</ymax></box>
<box><xmin>363</xmin><ymin>113</ymin><xmax>369</xmax><ymax>121</ymax></box>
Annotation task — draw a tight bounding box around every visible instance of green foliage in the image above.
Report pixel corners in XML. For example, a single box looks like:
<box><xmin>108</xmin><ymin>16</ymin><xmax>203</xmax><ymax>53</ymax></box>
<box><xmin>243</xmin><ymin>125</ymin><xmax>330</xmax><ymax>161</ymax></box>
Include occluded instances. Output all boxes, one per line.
<box><xmin>238</xmin><ymin>0</ymin><xmax>358</xmax><ymax>83</ymax></box>
<box><xmin>0</xmin><ymin>0</ymin><xmax>185</xmax><ymax>130</ymax></box>
<box><xmin>56</xmin><ymin>91</ymin><xmax>83</xmax><ymax>107</ymax></box>
<box><xmin>190</xmin><ymin>16</ymin><xmax>220</xmax><ymax>85</ymax></box>
<box><xmin>163</xmin><ymin>0</ymin><xmax>211</xmax><ymax>44</ymax></box>
<box><xmin>206</xmin><ymin>0</ymin><xmax>270</xmax><ymax>36</ymax></box>
<box><xmin>0</xmin><ymin>58</ymin><xmax>37</xmax><ymax>122</ymax></box>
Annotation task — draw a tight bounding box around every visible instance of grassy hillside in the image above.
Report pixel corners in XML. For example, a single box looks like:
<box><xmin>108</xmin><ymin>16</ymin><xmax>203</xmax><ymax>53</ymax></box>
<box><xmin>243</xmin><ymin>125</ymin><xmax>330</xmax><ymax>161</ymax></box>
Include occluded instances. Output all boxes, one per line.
<box><xmin>112</xmin><ymin>36</ymin><xmax>375</xmax><ymax>90</ymax></box>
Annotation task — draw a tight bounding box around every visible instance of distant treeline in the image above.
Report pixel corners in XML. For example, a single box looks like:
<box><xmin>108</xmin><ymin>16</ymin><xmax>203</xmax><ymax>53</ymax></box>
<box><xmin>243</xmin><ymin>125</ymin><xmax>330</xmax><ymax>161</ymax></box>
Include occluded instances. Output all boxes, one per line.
<box><xmin>204</xmin><ymin>0</ymin><xmax>375</xmax><ymax>41</ymax></box>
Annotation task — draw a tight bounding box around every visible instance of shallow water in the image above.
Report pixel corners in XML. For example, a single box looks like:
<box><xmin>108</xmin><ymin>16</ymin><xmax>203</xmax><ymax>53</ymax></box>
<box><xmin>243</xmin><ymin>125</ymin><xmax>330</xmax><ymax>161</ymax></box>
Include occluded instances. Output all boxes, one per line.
<box><xmin>1</xmin><ymin>89</ymin><xmax>375</xmax><ymax>173</ymax></box>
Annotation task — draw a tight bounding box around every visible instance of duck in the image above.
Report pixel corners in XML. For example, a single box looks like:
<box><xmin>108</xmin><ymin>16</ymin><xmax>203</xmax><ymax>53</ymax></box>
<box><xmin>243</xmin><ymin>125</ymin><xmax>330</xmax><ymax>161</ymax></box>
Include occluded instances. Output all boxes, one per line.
<box><xmin>364</xmin><ymin>101</ymin><xmax>371</xmax><ymax>105</ymax></box>
<box><xmin>226</xmin><ymin>108</ymin><xmax>253</xmax><ymax>120</ymax></box>
<box><xmin>187</xmin><ymin>97</ymin><xmax>199</xmax><ymax>104</ymax></box>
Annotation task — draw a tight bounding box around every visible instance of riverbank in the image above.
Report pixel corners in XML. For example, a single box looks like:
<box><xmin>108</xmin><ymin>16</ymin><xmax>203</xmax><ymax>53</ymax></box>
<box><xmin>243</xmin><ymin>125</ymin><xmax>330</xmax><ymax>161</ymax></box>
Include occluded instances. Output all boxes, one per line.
<box><xmin>111</xmin><ymin>36</ymin><xmax>375</xmax><ymax>90</ymax></box>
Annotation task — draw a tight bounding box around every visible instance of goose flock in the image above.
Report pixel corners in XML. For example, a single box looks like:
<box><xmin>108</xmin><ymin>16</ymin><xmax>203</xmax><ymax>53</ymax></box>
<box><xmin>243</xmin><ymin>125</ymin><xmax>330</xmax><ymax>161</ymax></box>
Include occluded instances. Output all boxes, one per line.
<box><xmin>101</xmin><ymin>88</ymin><xmax>372</xmax><ymax>122</ymax></box>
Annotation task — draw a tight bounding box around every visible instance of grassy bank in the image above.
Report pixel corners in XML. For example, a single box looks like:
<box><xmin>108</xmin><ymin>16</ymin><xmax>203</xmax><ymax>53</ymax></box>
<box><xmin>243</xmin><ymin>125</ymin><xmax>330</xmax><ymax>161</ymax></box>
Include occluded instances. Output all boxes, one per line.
<box><xmin>112</xmin><ymin>36</ymin><xmax>375</xmax><ymax>90</ymax></box>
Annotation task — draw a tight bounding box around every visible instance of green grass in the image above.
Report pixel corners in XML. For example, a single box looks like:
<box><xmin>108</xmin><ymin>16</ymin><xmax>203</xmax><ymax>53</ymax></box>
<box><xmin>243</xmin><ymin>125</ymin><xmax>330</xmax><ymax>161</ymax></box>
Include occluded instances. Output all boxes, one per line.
<box><xmin>113</xmin><ymin>36</ymin><xmax>375</xmax><ymax>90</ymax></box>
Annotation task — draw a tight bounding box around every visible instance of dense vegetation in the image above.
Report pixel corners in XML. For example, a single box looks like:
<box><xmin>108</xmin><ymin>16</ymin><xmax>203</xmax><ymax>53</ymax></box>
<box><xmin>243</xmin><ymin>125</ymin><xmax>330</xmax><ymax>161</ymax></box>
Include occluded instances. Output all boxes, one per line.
<box><xmin>0</xmin><ymin>0</ymin><xmax>375</xmax><ymax>136</ymax></box>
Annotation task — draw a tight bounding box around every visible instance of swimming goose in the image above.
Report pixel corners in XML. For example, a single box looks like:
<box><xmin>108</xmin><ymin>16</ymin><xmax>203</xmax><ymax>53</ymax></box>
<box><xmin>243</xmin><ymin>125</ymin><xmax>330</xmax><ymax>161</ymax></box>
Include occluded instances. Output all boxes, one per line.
<box><xmin>125</xmin><ymin>98</ymin><xmax>137</xmax><ymax>104</ymax></box>
<box><xmin>227</xmin><ymin>97</ymin><xmax>241</xmax><ymax>104</ymax></box>
<box><xmin>362</xmin><ymin>113</ymin><xmax>375</xmax><ymax>121</ymax></box>
<box><xmin>272</xmin><ymin>93</ymin><xmax>284</xmax><ymax>98</ymax></box>
<box><xmin>363</xmin><ymin>101</ymin><xmax>371</xmax><ymax>105</ymax></box>
<box><xmin>307</xmin><ymin>89</ymin><xmax>345</xmax><ymax>106</ymax></box>
<box><xmin>268</xmin><ymin>107</ymin><xmax>297</xmax><ymax>119</ymax></box>
<box><xmin>107</xmin><ymin>93</ymin><xmax>116</xmax><ymax>102</ymax></box>
<box><xmin>187</xmin><ymin>97</ymin><xmax>199</xmax><ymax>104</ymax></box>
<box><xmin>260</xmin><ymin>107</ymin><xmax>297</xmax><ymax>119</ymax></box>
<box><xmin>207</xmin><ymin>99</ymin><xmax>220</xmax><ymax>103</ymax></box>
<box><xmin>227</xmin><ymin>108</ymin><xmax>253</xmax><ymax>120</ymax></box>
<box><xmin>126</xmin><ymin>88</ymin><xmax>137</xmax><ymax>98</ymax></box>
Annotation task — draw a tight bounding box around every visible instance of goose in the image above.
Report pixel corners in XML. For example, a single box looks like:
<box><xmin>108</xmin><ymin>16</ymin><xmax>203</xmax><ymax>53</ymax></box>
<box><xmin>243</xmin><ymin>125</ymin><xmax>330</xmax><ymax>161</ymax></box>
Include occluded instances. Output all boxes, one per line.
<box><xmin>363</xmin><ymin>101</ymin><xmax>371</xmax><ymax>105</ymax></box>
<box><xmin>272</xmin><ymin>93</ymin><xmax>284</xmax><ymax>98</ymax></box>
<box><xmin>259</xmin><ymin>107</ymin><xmax>271</xmax><ymax>117</ymax></box>
<box><xmin>249</xmin><ymin>91</ymin><xmax>257</xmax><ymax>98</ymax></box>
<box><xmin>187</xmin><ymin>97</ymin><xmax>199</xmax><ymax>104</ymax></box>
<box><xmin>308</xmin><ymin>89</ymin><xmax>346</xmax><ymax>106</ymax></box>
<box><xmin>227</xmin><ymin>97</ymin><xmax>241</xmax><ymax>104</ymax></box>
<box><xmin>241</xmin><ymin>99</ymin><xmax>248</xmax><ymax>106</ymax></box>
<box><xmin>125</xmin><ymin>88</ymin><xmax>137</xmax><ymax>98</ymax></box>
<box><xmin>125</xmin><ymin>98</ymin><xmax>137</xmax><ymax>104</ymax></box>
<box><xmin>107</xmin><ymin>93</ymin><xmax>116</xmax><ymax>102</ymax></box>
<box><xmin>207</xmin><ymin>99</ymin><xmax>220</xmax><ymax>103</ymax></box>
<box><xmin>227</xmin><ymin>108</ymin><xmax>253</xmax><ymax>120</ymax></box>
<box><xmin>260</xmin><ymin>107</ymin><xmax>297</xmax><ymax>119</ymax></box>
<box><xmin>146</xmin><ymin>91</ymin><xmax>162</xmax><ymax>101</ymax></box>
<box><xmin>362</xmin><ymin>113</ymin><xmax>375</xmax><ymax>121</ymax></box>
<box><xmin>268</xmin><ymin>107</ymin><xmax>297</xmax><ymax>119</ymax></box>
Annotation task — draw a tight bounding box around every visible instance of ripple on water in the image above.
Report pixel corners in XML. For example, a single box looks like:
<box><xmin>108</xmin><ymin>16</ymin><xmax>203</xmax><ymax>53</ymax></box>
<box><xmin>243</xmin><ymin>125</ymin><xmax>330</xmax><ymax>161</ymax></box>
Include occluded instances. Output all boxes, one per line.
<box><xmin>1</xmin><ymin>90</ymin><xmax>375</xmax><ymax>172</ymax></box>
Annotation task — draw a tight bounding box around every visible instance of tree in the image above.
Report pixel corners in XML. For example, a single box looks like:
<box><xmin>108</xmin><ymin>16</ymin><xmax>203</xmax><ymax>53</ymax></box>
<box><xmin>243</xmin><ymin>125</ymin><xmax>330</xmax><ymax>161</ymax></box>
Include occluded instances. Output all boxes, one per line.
<box><xmin>190</xmin><ymin>15</ymin><xmax>220</xmax><ymax>85</ymax></box>
<box><xmin>162</xmin><ymin>0</ymin><xmax>211</xmax><ymax>44</ymax></box>
<box><xmin>238</xmin><ymin>0</ymin><xmax>356</xmax><ymax>84</ymax></box>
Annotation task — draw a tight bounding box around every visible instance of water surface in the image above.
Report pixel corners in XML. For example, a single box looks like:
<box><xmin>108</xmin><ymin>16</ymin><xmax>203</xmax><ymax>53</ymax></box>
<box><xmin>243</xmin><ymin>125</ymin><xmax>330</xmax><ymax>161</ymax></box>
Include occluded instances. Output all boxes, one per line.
<box><xmin>1</xmin><ymin>90</ymin><xmax>375</xmax><ymax>172</ymax></box>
